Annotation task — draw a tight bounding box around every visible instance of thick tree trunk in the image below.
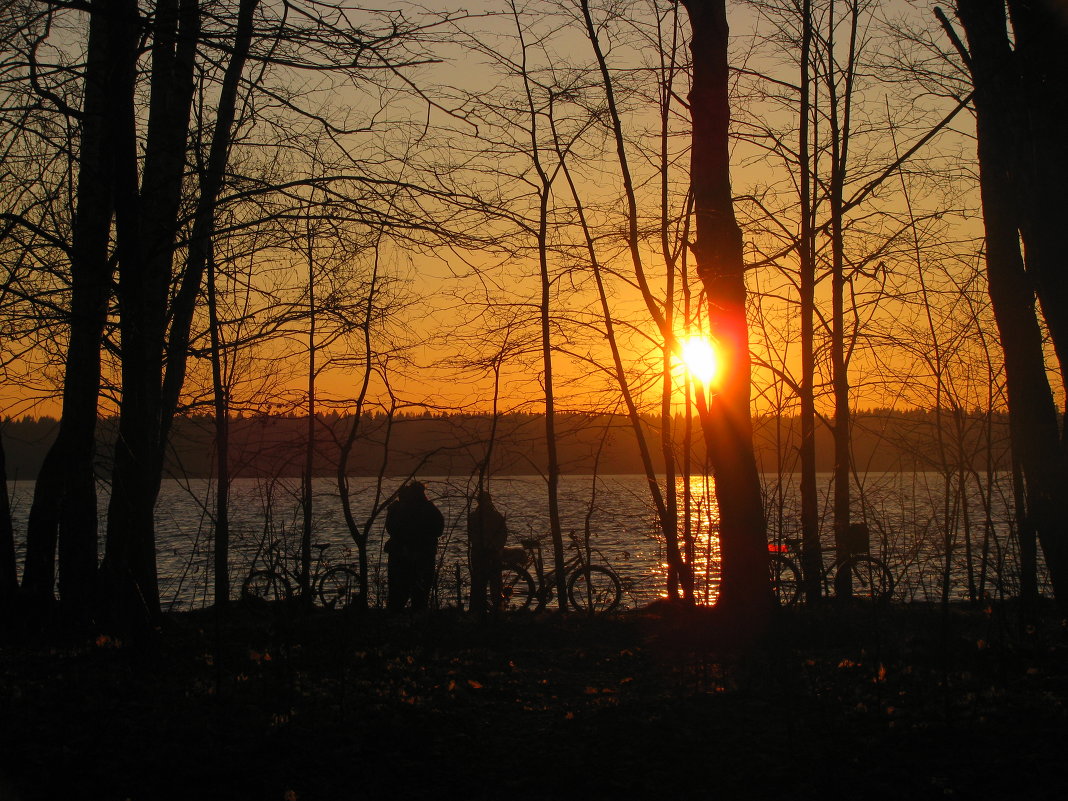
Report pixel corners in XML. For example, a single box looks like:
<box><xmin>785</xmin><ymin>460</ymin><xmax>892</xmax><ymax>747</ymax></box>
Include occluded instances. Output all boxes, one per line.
<box><xmin>680</xmin><ymin>0</ymin><xmax>770</xmax><ymax>617</ymax></box>
<box><xmin>1006</xmin><ymin>0</ymin><xmax>1068</xmax><ymax>405</ymax></box>
<box><xmin>21</xmin><ymin>0</ymin><xmax>124</xmax><ymax>620</ymax></box>
<box><xmin>105</xmin><ymin>0</ymin><xmax>256</xmax><ymax>628</ymax></box>
<box><xmin>955</xmin><ymin>0</ymin><xmax>1068</xmax><ymax>615</ymax></box>
<box><xmin>104</xmin><ymin>0</ymin><xmax>199</xmax><ymax>626</ymax></box>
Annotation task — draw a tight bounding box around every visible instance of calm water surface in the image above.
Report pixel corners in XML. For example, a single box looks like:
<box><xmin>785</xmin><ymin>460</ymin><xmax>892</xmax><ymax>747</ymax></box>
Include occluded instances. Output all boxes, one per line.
<box><xmin>6</xmin><ymin>472</ymin><xmax>1027</xmax><ymax>610</ymax></box>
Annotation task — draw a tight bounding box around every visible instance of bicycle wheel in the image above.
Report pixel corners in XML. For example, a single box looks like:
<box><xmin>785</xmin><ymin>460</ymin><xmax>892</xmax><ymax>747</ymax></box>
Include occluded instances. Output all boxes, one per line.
<box><xmin>498</xmin><ymin>566</ymin><xmax>535</xmax><ymax>611</ymax></box>
<box><xmin>567</xmin><ymin>566</ymin><xmax>622</xmax><ymax>614</ymax></box>
<box><xmin>242</xmin><ymin>569</ymin><xmax>291</xmax><ymax>603</ymax></box>
<box><xmin>768</xmin><ymin>554</ymin><xmax>801</xmax><ymax>606</ymax></box>
<box><xmin>317</xmin><ymin>565</ymin><xmax>362</xmax><ymax>610</ymax></box>
<box><xmin>841</xmin><ymin>555</ymin><xmax>894</xmax><ymax>603</ymax></box>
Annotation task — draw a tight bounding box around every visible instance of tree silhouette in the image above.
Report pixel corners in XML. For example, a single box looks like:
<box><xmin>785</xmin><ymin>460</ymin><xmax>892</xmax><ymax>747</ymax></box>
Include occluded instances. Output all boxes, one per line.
<box><xmin>680</xmin><ymin>0</ymin><xmax>770</xmax><ymax>616</ymax></box>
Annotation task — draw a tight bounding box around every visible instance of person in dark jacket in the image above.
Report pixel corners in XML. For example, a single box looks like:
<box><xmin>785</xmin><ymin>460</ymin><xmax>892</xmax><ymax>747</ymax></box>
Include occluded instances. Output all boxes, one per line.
<box><xmin>467</xmin><ymin>491</ymin><xmax>508</xmax><ymax>616</ymax></box>
<box><xmin>385</xmin><ymin>481</ymin><xmax>444</xmax><ymax>611</ymax></box>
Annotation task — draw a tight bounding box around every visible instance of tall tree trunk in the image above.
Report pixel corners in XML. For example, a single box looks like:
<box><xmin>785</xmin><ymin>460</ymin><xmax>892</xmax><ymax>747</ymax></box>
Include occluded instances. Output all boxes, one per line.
<box><xmin>206</xmin><ymin>253</ymin><xmax>230</xmax><ymax>609</ymax></box>
<box><xmin>103</xmin><ymin>0</ymin><xmax>259</xmax><ymax>629</ymax></box>
<box><xmin>828</xmin><ymin>0</ymin><xmax>860</xmax><ymax>600</ymax></box>
<box><xmin>301</xmin><ymin>230</ymin><xmax>316</xmax><ymax>607</ymax></box>
<box><xmin>1006</xmin><ymin>0</ymin><xmax>1068</xmax><ymax>410</ymax></box>
<box><xmin>680</xmin><ymin>0</ymin><xmax>770</xmax><ymax>617</ymax></box>
<box><xmin>538</xmin><ymin>189</ymin><xmax>567</xmax><ymax>611</ymax></box>
<box><xmin>20</xmin><ymin>0</ymin><xmax>123</xmax><ymax>619</ymax></box>
<box><xmin>797</xmin><ymin>0</ymin><xmax>821</xmax><ymax>604</ymax></box>
<box><xmin>104</xmin><ymin>0</ymin><xmax>200</xmax><ymax>627</ymax></box>
<box><xmin>658</xmin><ymin>16</ymin><xmax>686</xmax><ymax>601</ymax></box>
<box><xmin>953</xmin><ymin>0</ymin><xmax>1068</xmax><ymax>615</ymax></box>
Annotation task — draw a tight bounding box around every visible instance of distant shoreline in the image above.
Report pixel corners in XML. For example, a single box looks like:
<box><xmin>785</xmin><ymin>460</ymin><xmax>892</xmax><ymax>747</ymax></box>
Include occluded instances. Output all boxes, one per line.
<box><xmin>2</xmin><ymin>409</ymin><xmax>1011</xmax><ymax>479</ymax></box>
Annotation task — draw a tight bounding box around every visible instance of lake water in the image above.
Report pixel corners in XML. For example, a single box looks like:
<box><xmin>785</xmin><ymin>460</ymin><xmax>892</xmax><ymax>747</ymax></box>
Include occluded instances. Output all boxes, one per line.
<box><xmin>5</xmin><ymin>471</ymin><xmax>1033</xmax><ymax>611</ymax></box>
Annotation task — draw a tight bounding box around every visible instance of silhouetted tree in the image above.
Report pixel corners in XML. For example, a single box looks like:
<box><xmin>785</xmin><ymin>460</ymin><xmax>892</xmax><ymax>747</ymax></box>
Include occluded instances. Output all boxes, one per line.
<box><xmin>796</xmin><ymin>0</ymin><xmax>821</xmax><ymax>604</ymax></box>
<box><xmin>946</xmin><ymin>0</ymin><xmax>1068</xmax><ymax>615</ymax></box>
<box><xmin>21</xmin><ymin>0</ymin><xmax>136</xmax><ymax>622</ymax></box>
<box><xmin>679</xmin><ymin>0</ymin><xmax>770</xmax><ymax>616</ymax></box>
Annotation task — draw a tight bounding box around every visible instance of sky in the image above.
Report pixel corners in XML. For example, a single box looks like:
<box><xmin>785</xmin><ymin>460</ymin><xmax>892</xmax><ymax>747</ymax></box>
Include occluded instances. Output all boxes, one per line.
<box><xmin>1</xmin><ymin>0</ymin><xmax>1034</xmax><ymax>425</ymax></box>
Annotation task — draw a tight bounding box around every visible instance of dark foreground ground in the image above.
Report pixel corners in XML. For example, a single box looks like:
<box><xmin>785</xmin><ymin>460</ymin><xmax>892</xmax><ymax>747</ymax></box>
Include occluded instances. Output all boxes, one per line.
<box><xmin>1</xmin><ymin>600</ymin><xmax>1066</xmax><ymax>801</ymax></box>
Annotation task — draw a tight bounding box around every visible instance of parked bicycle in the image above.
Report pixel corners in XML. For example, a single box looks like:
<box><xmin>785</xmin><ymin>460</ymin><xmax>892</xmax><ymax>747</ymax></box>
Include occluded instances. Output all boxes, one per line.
<box><xmin>768</xmin><ymin>524</ymin><xmax>894</xmax><ymax>606</ymax></box>
<box><xmin>242</xmin><ymin>538</ymin><xmax>362</xmax><ymax>609</ymax></box>
<box><xmin>498</xmin><ymin>531</ymin><xmax>623</xmax><ymax>614</ymax></box>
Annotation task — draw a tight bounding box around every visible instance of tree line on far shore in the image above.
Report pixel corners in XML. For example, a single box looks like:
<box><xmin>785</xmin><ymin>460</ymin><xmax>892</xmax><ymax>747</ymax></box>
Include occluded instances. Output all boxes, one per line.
<box><xmin>2</xmin><ymin>409</ymin><xmax>1013</xmax><ymax>480</ymax></box>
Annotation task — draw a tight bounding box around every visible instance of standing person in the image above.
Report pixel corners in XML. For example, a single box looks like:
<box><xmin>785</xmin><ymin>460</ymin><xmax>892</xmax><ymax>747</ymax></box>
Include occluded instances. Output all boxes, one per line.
<box><xmin>385</xmin><ymin>481</ymin><xmax>444</xmax><ymax>611</ymax></box>
<box><xmin>467</xmin><ymin>491</ymin><xmax>508</xmax><ymax>616</ymax></box>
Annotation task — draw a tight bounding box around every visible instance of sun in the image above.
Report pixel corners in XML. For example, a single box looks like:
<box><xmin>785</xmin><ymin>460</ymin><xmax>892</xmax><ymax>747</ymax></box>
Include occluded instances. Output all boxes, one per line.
<box><xmin>680</xmin><ymin>336</ymin><xmax>719</xmax><ymax>385</ymax></box>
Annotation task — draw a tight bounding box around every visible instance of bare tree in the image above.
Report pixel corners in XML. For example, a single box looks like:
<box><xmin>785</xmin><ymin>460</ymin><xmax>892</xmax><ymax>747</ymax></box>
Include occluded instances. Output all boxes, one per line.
<box><xmin>679</xmin><ymin>0</ymin><xmax>770</xmax><ymax>616</ymax></box>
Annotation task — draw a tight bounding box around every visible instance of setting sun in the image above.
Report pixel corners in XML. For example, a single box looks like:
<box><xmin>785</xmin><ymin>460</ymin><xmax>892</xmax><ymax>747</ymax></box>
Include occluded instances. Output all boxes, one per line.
<box><xmin>680</xmin><ymin>337</ymin><xmax>719</xmax><ymax>385</ymax></box>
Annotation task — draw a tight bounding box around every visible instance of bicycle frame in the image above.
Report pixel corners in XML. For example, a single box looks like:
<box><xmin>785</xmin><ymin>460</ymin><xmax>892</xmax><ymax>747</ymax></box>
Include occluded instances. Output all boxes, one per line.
<box><xmin>243</xmin><ymin>538</ymin><xmax>361</xmax><ymax>609</ymax></box>
<box><xmin>501</xmin><ymin>532</ymin><xmax>623</xmax><ymax>614</ymax></box>
<box><xmin>767</xmin><ymin>537</ymin><xmax>893</xmax><ymax>605</ymax></box>
<box><xmin>514</xmin><ymin>538</ymin><xmax>583</xmax><ymax>606</ymax></box>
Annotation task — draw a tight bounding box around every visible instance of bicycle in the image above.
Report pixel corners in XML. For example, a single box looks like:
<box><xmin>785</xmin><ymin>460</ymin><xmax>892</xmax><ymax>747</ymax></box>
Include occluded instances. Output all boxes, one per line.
<box><xmin>767</xmin><ymin>527</ymin><xmax>894</xmax><ymax>606</ymax></box>
<box><xmin>242</xmin><ymin>538</ymin><xmax>362</xmax><ymax>609</ymax></box>
<box><xmin>497</xmin><ymin>531</ymin><xmax>623</xmax><ymax>614</ymax></box>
